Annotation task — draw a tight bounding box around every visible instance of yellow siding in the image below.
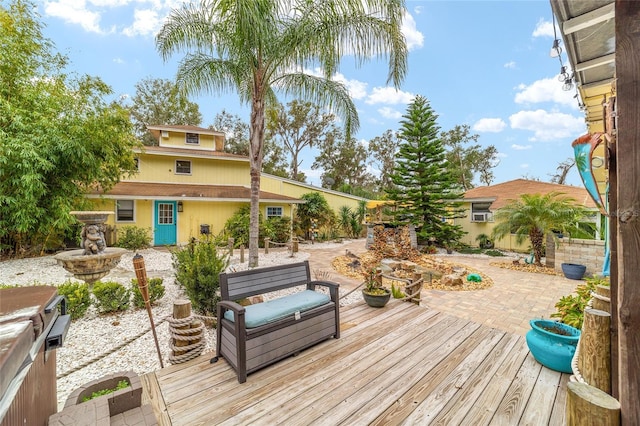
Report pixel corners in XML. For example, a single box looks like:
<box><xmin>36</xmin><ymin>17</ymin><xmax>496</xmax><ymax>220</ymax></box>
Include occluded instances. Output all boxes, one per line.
<box><xmin>132</xmin><ymin>154</ymin><xmax>250</xmax><ymax>185</ymax></box>
<box><xmin>454</xmin><ymin>202</ymin><xmax>530</xmax><ymax>253</ymax></box>
<box><xmin>261</xmin><ymin>176</ymin><xmax>363</xmax><ymax>212</ymax></box>
<box><xmin>159</xmin><ymin>130</ymin><xmax>223</xmax><ymax>150</ymax></box>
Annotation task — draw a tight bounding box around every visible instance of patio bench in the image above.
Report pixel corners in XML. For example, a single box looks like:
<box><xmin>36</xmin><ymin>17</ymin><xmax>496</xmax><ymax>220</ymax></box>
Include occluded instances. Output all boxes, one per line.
<box><xmin>213</xmin><ymin>260</ymin><xmax>340</xmax><ymax>383</ymax></box>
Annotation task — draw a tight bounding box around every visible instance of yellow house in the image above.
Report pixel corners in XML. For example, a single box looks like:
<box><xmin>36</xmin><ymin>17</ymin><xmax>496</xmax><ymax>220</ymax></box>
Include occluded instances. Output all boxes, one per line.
<box><xmin>89</xmin><ymin>125</ymin><xmax>366</xmax><ymax>246</ymax></box>
<box><xmin>454</xmin><ymin>179</ymin><xmax>599</xmax><ymax>252</ymax></box>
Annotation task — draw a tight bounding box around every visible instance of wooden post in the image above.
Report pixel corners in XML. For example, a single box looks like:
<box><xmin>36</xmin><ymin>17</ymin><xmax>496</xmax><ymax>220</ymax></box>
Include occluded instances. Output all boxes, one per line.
<box><xmin>592</xmin><ymin>285</ymin><xmax>611</xmax><ymax>313</ymax></box>
<box><xmin>228</xmin><ymin>238</ymin><xmax>234</xmax><ymax>256</ymax></box>
<box><xmin>172</xmin><ymin>299</ymin><xmax>192</xmax><ymax>359</ymax></box>
<box><xmin>264</xmin><ymin>238</ymin><xmax>270</xmax><ymax>254</ymax></box>
<box><xmin>614</xmin><ymin>2</ymin><xmax>640</xmax><ymax>419</ymax></box>
<box><xmin>579</xmin><ymin>308</ymin><xmax>612</xmax><ymax>394</ymax></box>
<box><xmin>410</xmin><ymin>271</ymin><xmax>422</xmax><ymax>305</ymax></box>
<box><xmin>240</xmin><ymin>244</ymin><xmax>245</xmax><ymax>263</ymax></box>
<box><xmin>292</xmin><ymin>238</ymin><xmax>298</xmax><ymax>253</ymax></box>
<box><xmin>566</xmin><ymin>382</ymin><xmax>620</xmax><ymax>426</ymax></box>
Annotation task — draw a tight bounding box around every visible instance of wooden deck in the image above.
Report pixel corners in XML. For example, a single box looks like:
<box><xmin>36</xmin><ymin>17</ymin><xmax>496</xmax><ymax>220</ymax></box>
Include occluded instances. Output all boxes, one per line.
<box><xmin>141</xmin><ymin>301</ymin><xmax>570</xmax><ymax>425</ymax></box>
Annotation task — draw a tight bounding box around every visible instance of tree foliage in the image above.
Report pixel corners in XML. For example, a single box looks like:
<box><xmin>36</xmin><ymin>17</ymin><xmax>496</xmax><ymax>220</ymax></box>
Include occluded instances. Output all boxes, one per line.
<box><xmin>211</xmin><ymin>109</ymin><xmax>249</xmax><ymax>156</ymax></box>
<box><xmin>549</xmin><ymin>158</ymin><xmax>576</xmax><ymax>185</ymax></box>
<box><xmin>156</xmin><ymin>0</ymin><xmax>407</xmax><ymax>267</ymax></box>
<box><xmin>440</xmin><ymin>124</ymin><xmax>499</xmax><ymax>189</ymax></box>
<box><xmin>129</xmin><ymin>77</ymin><xmax>202</xmax><ymax>145</ymax></box>
<box><xmin>368</xmin><ymin>129</ymin><xmax>401</xmax><ymax>193</ymax></box>
<box><xmin>295</xmin><ymin>193</ymin><xmax>334</xmax><ymax>240</ymax></box>
<box><xmin>313</xmin><ymin>127</ymin><xmax>374</xmax><ymax>191</ymax></box>
<box><xmin>266</xmin><ymin>100</ymin><xmax>335</xmax><ymax>182</ymax></box>
<box><xmin>0</xmin><ymin>0</ymin><xmax>139</xmax><ymax>255</ymax></box>
<box><xmin>385</xmin><ymin>96</ymin><xmax>465</xmax><ymax>246</ymax></box>
<box><xmin>491</xmin><ymin>192</ymin><xmax>589</xmax><ymax>265</ymax></box>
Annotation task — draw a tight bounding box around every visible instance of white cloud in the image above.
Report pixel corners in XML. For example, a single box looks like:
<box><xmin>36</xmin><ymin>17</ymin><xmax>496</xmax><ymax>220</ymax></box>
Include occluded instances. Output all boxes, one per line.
<box><xmin>496</xmin><ymin>152</ymin><xmax>508</xmax><ymax>158</ymax></box>
<box><xmin>532</xmin><ymin>19</ymin><xmax>555</xmax><ymax>38</ymax></box>
<box><xmin>44</xmin><ymin>0</ymin><xmax>107</xmax><ymax>33</ymax></box>
<box><xmin>366</xmin><ymin>87</ymin><xmax>414</xmax><ymax>105</ymax></box>
<box><xmin>509</xmin><ymin>109</ymin><xmax>586</xmax><ymax>141</ymax></box>
<box><xmin>123</xmin><ymin>9</ymin><xmax>161</xmax><ymax>37</ymax></box>
<box><xmin>402</xmin><ymin>12</ymin><xmax>424</xmax><ymax>51</ymax></box>
<box><xmin>514</xmin><ymin>77</ymin><xmax>577</xmax><ymax>108</ymax></box>
<box><xmin>511</xmin><ymin>144</ymin><xmax>532</xmax><ymax>150</ymax></box>
<box><xmin>473</xmin><ymin>118</ymin><xmax>506</xmax><ymax>133</ymax></box>
<box><xmin>378</xmin><ymin>107</ymin><xmax>402</xmax><ymax>119</ymax></box>
<box><xmin>113</xmin><ymin>57</ymin><xmax>125</xmax><ymax>64</ymax></box>
<box><xmin>504</xmin><ymin>61</ymin><xmax>516</xmax><ymax>69</ymax></box>
<box><xmin>414</xmin><ymin>6</ymin><xmax>424</xmax><ymax>15</ymax></box>
<box><xmin>520</xmin><ymin>163</ymin><xmax>530</xmax><ymax>169</ymax></box>
<box><xmin>332</xmin><ymin>73</ymin><xmax>368</xmax><ymax>100</ymax></box>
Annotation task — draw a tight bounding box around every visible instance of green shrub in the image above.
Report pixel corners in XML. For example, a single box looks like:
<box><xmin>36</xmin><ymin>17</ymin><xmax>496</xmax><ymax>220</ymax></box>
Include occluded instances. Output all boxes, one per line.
<box><xmin>551</xmin><ymin>275</ymin><xmax>609</xmax><ymax>329</ymax></box>
<box><xmin>484</xmin><ymin>249</ymin><xmax>505</xmax><ymax>257</ymax></box>
<box><xmin>262</xmin><ymin>216</ymin><xmax>292</xmax><ymax>243</ymax></box>
<box><xmin>92</xmin><ymin>281</ymin><xmax>130</xmax><ymax>314</ymax></box>
<box><xmin>82</xmin><ymin>380</ymin><xmax>130</xmax><ymax>402</ymax></box>
<box><xmin>115</xmin><ymin>226</ymin><xmax>151</xmax><ymax>250</ymax></box>
<box><xmin>173</xmin><ymin>235</ymin><xmax>229</xmax><ymax>316</ymax></box>
<box><xmin>130</xmin><ymin>278</ymin><xmax>165</xmax><ymax>308</ymax></box>
<box><xmin>57</xmin><ymin>281</ymin><xmax>92</xmax><ymax>320</ymax></box>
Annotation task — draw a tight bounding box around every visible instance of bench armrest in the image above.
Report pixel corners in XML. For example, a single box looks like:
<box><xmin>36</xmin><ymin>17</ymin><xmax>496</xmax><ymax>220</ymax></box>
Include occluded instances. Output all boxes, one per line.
<box><xmin>218</xmin><ymin>300</ymin><xmax>245</xmax><ymax>314</ymax></box>
<box><xmin>308</xmin><ymin>280</ymin><xmax>340</xmax><ymax>302</ymax></box>
<box><xmin>217</xmin><ymin>300</ymin><xmax>247</xmax><ymax>331</ymax></box>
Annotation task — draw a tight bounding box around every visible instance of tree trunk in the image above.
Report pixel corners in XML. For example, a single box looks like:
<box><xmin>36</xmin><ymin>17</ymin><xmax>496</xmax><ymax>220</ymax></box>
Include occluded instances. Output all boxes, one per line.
<box><xmin>249</xmin><ymin>87</ymin><xmax>265</xmax><ymax>268</ymax></box>
<box><xmin>530</xmin><ymin>228</ymin><xmax>544</xmax><ymax>265</ymax></box>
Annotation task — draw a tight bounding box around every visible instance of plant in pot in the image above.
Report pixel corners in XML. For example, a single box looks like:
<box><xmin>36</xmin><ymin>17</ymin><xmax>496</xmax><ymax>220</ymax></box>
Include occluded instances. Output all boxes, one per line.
<box><xmin>361</xmin><ymin>268</ymin><xmax>391</xmax><ymax>308</ymax></box>
<box><xmin>475</xmin><ymin>233</ymin><xmax>494</xmax><ymax>249</ymax></box>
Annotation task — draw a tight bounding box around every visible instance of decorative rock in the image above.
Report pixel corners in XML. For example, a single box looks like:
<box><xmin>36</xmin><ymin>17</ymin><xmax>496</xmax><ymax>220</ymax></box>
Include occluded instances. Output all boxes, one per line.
<box><xmin>442</xmin><ymin>274</ymin><xmax>464</xmax><ymax>286</ymax></box>
<box><xmin>452</xmin><ymin>267</ymin><xmax>467</xmax><ymax>275</ymax></box>
<box><xmin>420</xmin><ymin>268</ymin><xmax>443</xmax><ymax>280</ymax></box>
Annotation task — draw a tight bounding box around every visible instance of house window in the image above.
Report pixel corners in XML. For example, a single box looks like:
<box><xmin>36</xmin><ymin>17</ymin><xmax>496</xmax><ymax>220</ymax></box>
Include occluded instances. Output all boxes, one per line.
<box><xmin>471</xmin><ymin>202</ymin><xmax>493</xmax><ymax>222</ymax></box>
<box><xmin>133</xmin><ymin>158</ymin><xmax>139</xmax><ymax>171</ymax></box>
<box><xmin>116</xmin><ymin>200</ymin><xmax>134</xmax><ymax>222</ymax></box>
<box><xmin>175</xmin><ymin>160</ymin><xmax>192</xmax><ymax>175</ymax></box>
<box><xmin>266</xmin><ymin>206</ymin><xmax>283</xmax><ymax>218</ymax></box>
<box><xmin>186</xmin><ymin>133</ymin><xmax>199</xmax><ymax>145</ymax></box>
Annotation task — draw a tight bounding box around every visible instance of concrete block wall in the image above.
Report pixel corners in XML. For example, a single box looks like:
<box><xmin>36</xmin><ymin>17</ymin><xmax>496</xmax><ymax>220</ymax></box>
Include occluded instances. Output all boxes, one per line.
<box><xmin>548</xmin><ymin>237</ymin><xmax>606</xmax><ymax>277</ymax></box>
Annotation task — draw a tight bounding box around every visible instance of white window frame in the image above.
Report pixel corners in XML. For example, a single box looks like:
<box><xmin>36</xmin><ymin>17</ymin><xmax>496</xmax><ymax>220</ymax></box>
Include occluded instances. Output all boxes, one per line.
<box><xmin>266</xmin><ymin>206</ymin><xmax>283</xmax><ymax>219</ymax></box>
<box><xmin>470</xmin><ymin>202</ymin><xmax>493</xmax><ymax>222</ymax></box>
<box><xmin>185</xmin><ymin>133</ymin><xmax>200</xmax><ymax>145</ymax></box>
<box><xmin>116</xmin><ymin>200</ymin><xmax>135</xmax><ymax>222</ymax></box>
<box><xmin>175</xmin><ymin>160</ymin><xmax>192</xmax><ymax>175</ymax></box>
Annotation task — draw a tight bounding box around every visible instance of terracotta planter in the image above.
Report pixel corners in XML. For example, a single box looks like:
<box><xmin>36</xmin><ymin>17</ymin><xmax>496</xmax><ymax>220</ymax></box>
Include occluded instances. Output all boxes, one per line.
<box><xmin>362</xmin><ymin>289</ymin><xmax>391</xmax><ymax>308</ymax></box>
<box><xmin>526</xmin><ymin>319</ymin><xmax>580</xmax><ymax>373</ymax></box>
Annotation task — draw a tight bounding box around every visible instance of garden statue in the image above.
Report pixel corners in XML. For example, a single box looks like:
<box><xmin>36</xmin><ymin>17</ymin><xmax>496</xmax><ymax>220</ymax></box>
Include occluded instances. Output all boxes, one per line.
<box><xmin>82</xmin><ymin>224</ymin><xmax>106</xmax><ymax>255</ymax></box>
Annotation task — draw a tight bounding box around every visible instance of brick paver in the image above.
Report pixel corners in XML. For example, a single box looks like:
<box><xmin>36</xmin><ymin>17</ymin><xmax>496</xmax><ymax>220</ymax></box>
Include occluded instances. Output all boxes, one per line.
<box><xmin>300</xmin><ymin>239</ymin><xmax>581</xmax><ymax>336</ymax></box>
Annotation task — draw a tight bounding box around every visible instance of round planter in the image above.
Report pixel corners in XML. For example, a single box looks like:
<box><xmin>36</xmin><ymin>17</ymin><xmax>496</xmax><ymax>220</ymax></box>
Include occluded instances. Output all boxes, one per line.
<box><xmin>561</xmin><ymin>263</ymin><xmax>587</xmax><ymax>280</ymax></box>
<box><xmin>362</xmin><ymin>289</ymin><xmax>391</xmax><ymax>308</ymax></box>
<box><xmin>526</xmin><ymin>319</ymin><xmax>580</xmax><ymax>373</ymax></box>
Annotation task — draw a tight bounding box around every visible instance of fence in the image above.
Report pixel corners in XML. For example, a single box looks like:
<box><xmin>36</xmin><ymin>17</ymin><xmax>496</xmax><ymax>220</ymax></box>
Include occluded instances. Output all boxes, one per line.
<box><xmin>546</xmin><ymin>235</ymin><xmax>606</xmax><ymax>276</ymax></box>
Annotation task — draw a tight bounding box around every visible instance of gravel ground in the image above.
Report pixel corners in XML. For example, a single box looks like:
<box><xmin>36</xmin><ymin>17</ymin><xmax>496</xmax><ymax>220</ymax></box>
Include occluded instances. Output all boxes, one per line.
<box><xmin>0</xmin><ymin>243</ymin><xmax>362</xmax><ymax>409</ymax></box>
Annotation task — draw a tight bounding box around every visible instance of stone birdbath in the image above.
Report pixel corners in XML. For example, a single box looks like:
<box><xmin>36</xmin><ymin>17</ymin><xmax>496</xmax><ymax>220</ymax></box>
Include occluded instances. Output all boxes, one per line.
<box><xmin>54</xmin><ymin>211</ymin><xmax>127</xmax><ymax>286</ymax></box>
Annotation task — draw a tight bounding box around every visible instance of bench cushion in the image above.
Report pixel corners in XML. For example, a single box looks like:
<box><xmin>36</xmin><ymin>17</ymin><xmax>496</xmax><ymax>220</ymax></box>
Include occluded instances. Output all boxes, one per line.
<box><xmin>224</xmin><ymin>290</ymin><xmax>331</xmax><ymax>329</ymax></box>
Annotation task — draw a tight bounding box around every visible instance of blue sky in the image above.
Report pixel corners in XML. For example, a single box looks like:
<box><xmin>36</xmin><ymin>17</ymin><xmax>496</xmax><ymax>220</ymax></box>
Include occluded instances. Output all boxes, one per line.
<box><xmin>39</xmin><ymin>0</ymin><xmax>587</xmax><ymax>188</ymax></box>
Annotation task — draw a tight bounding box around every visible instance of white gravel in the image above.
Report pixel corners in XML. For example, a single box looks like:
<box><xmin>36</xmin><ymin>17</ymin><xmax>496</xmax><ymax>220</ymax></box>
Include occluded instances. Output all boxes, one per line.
<box><xmin>0</xmin><ymin>243</ymin><xmax>361</xmax><ymax>409</ymax></box>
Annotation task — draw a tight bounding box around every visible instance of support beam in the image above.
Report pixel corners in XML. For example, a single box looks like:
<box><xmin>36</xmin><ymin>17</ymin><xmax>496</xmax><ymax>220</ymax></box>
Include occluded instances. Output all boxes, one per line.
<box><xmin>575</xmin><ymin>53</ymin><xmax>616</xmax><ymax>72</ymax></box>
<box><xmin>563</xmin><ymin>2</ymin><xmax>615</xmax><ymax>35</ymax></box>
<box><xmin>614</xmin><ymin>0</ymin><xmax>640</xmax><ymax>422</ymax></box>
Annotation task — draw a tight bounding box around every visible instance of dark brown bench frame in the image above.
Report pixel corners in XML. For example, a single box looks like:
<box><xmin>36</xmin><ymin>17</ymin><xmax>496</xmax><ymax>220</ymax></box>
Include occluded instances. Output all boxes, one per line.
<box><xmin>213</xmin><ymin>260</ymin><xmax>340</xmax><ymax>383</ymax></box>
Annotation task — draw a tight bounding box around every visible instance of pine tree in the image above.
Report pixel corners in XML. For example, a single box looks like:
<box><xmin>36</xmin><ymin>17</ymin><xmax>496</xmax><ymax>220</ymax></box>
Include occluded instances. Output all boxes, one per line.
<box><xmin>386</xmin><ymin>95</ymin><xmax>465</xmax><ymax>247</ymax></box>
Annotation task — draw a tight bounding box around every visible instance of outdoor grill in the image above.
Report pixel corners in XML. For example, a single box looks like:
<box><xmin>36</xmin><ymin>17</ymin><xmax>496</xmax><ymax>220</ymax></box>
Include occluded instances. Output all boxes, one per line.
<box><xmin>0</xmin><ymin>286</ymin><xmax>71</xmax><ymax>426</ymax></box>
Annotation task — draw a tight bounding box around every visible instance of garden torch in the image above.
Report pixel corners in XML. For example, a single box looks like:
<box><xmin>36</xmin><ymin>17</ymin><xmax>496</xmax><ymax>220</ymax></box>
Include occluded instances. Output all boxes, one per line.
<box><xmin>133</xmin><ymin>253</ymin><xmax>164</xmax><ymax>368</ymax></box>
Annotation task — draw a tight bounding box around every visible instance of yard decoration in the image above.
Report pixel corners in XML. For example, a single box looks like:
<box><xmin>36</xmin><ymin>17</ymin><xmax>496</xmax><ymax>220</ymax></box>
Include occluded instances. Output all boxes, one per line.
<box><xmin>526</xmin><ymin>319</ymin><xmax>580</xmax><ymax>373</ymax></box>
<box><xmin>362</xmin><ymin>267</ymin><xmax>391</xmax><ymax>308</ymax></box>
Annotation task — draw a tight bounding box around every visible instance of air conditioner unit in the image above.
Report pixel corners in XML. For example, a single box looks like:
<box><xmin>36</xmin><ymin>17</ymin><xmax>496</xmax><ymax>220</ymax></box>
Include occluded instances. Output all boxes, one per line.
<box><xmin>161</xmin><ymin>130</ymin><xmax>169</xmax><ymax>138</ymax></box>
<box><xmin>472</xmin><ymin>212</ymin><xmax>489</xmax><ymax>222</ymax></box>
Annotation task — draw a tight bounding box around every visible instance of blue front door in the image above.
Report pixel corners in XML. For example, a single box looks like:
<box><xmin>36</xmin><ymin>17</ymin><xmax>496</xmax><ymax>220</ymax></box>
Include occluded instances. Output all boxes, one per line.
<box><xmin>154</xmin><ymin>201</ymin><xmax>177</xmax><ymax>246</ymax></box>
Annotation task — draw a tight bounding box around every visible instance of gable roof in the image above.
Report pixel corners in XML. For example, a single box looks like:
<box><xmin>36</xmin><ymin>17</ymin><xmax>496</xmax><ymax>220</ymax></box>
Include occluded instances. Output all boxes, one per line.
<box><xmin>462</xmin><ymin>179</ymin><xmax>597</xmax><ymax>210</ymax></box>
<box><xmin>90</xmin><ymin>182</ymin><xmax>303</xmax><ymax>203</ymax></box>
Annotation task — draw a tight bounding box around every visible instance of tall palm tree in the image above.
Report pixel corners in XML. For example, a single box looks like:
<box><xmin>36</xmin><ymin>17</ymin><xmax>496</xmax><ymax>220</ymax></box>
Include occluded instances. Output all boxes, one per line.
<box><xmin>491</xmin><ymin>192</ymin><xmax>589</xmax><ymax>266</ymax></box>
<box><xmin>157</xmin><ymin>1</ymin><xmax>408</xmax><ymax>267</ymax></box>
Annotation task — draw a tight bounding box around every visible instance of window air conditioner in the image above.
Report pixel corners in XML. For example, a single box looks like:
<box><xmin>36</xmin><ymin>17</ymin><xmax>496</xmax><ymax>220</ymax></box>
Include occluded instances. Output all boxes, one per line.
<box><xmin>472</xmin><ymin>213</ymin><xmax>488</xmax><ymax>222</ymax></box>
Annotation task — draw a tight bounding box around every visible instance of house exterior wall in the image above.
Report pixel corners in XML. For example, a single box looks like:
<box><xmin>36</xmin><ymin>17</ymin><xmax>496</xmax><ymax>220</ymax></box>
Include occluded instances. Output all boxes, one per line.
<box><xmin>159</xmin><ymin>130</ymin><xmax>224</xmax><ymax>151</ymax></box>
<box><xmin>547</xmin><ymin>237</ymin><xmax>605</xmax><ymax>277</ymax></box>
<box><xmin>261</xmin><ymin>175</ymin><xmax>364</xmax><ymax>212</ymax></box>
<box><xmin>133</xmin><ymin>155</ymin><xmax>249</xmax><ymax>185</ymax></box>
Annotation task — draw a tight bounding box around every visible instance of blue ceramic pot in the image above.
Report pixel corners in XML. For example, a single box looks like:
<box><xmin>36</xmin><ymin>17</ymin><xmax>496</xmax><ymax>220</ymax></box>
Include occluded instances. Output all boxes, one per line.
<box><xmin>561</xmin><ymin>263</ymin><xmax>587</xmax><ymax>280</ymax></box>
<box><xmin>526</xmin><ymin>319</ymin><xmax>580</xmax><ymax>373</ymax></box>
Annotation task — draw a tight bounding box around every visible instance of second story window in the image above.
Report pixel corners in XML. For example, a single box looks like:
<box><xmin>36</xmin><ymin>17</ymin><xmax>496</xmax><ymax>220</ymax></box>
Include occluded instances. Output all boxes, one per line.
<box><xmin>186</xmin><ymin>133</ymin><xmax>199</xmax><ymax>145</ymax></box>
<box><xmin>175</xmin><ymin>160</ymin><xmax>192</xmax><ymax>175</ymax></box>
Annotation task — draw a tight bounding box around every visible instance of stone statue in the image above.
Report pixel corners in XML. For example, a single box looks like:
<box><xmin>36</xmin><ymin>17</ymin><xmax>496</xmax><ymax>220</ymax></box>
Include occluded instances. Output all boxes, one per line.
<box><xmin>81</xmin><ymin>224</ymin><xmax>106</xmax><ymax>255</ymax></box>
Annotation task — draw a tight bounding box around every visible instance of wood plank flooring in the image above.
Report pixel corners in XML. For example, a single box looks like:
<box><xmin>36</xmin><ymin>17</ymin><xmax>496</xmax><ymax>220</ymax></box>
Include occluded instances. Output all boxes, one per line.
<box><xmin>144</xmin><ymin>301</ymin><xmax>569</xmax><ymax>425</ymax></box>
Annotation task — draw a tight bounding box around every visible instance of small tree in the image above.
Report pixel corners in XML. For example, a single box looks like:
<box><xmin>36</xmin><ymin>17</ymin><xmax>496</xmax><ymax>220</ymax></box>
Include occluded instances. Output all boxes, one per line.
<box><xmin>386</xmin><ymin>95</ymin><xmax>465</xmax><ymax>246</ymax></box>
<box><xmin>491</xmin><ymin>192</ymin><xmax>589</xmax><ymax>265</ymax></box>
<box><xmin>295</xmin><ymin>193</ymin><xmax>334</xmax><ymax>240</ymax></box>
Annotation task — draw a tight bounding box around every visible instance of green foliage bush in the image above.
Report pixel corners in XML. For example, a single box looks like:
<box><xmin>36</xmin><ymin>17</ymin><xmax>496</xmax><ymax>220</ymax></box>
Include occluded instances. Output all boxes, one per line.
<box><xmin>223</xmin><ymin>205</ymin><xmax>292</xmax><ymax>247</ymax></box>
<box><xmin>262</xmin><ymin>216</ymin><xmax>291</xmax><ymax>243</ymax></box>
<box><xmin>173</xmin><ymin>236</ymin><xmax>229</xmax><ymax>316</ymax></box>
<box><xmin>57</xmin><ymin>281</ymin><xmax>92</xmax><ymax>320</ymax></box>
<box><xmin>92</xmin><ymin>281</ymin><xmax>130</xmax><ymax>314</ymax></box>
<box><xmin>115</xmin><ymin>226</ymin><xmax>152</xmax><ymax>250</ymax></box>
<box><xmin>551</xmin><ymin>275</ymin><xmax>610</xmax><ymax>329</ymax></box>
<box><xmin>130</xmin><ymin>278</ymin><xmax>165</xmax><ymax>308</ymax></box>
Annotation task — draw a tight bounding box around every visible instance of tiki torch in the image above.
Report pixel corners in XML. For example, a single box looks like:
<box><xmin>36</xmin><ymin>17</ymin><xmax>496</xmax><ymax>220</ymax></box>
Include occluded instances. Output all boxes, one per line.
<box><xmin>133</xmin><ymin>253</ymin><xmax>164</xmax><ymax>368</ymax></box>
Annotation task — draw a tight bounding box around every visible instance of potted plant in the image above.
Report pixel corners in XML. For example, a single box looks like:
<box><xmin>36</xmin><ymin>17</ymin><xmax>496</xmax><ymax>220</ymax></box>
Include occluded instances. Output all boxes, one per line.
<box><xmin>561</xmin><ymin>263</ymin><xmax>587</xmax><ymax>280</ymax></box>
<box><xmin>362</xmin><ymin>268</ymin><xmax>391</xmax><ymax>308</ymax></box>
<box><xmin>526</xmin><ymin>319</ymin><xmax>580</xmax><ymax>373</ymax></box>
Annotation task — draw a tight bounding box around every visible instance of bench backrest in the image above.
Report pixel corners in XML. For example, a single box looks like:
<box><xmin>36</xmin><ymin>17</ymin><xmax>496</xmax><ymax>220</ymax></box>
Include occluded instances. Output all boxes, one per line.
<box><xmin>220</xmin><ymin>261</ymin><xmax>312</xmax><ymax>301</ymax></box>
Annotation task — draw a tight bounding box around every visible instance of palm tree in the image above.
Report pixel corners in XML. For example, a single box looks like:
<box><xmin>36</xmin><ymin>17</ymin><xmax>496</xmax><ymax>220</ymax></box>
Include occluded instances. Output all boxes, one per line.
<box><xmin>491</xmin><ymin>192</ymin><xmax>589</xmax><ymax>266</ymax></box>
<box><xmin>156</xmin><ymin>1</ymin><xmax>407</xmax><ymax>266</ymax></box>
